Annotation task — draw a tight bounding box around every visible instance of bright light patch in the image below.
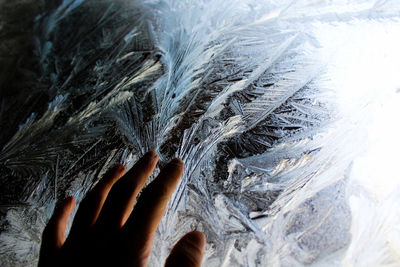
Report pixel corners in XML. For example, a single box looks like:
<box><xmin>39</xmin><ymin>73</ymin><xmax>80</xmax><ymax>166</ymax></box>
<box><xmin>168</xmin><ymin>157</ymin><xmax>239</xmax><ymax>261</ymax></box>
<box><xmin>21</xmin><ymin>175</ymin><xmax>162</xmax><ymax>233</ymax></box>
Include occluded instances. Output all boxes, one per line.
<box><xmin>315</xmin><ymin>19</ymin><xmax>400</xmax><ymax>198</ymax></box>
<box><xmin>314</xmin><ymin>19</ymin><xmax>400</xmax><ymax>265</ymax></box>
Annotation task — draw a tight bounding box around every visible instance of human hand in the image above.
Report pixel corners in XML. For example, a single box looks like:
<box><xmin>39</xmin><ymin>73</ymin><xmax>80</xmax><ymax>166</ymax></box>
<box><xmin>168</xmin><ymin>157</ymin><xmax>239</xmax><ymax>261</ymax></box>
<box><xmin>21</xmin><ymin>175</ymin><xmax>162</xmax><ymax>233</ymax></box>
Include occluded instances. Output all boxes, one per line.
<box><xmin>38</xmin><ymin>151</ymin><xmax>206</xmax><ymax>267</ymax></box>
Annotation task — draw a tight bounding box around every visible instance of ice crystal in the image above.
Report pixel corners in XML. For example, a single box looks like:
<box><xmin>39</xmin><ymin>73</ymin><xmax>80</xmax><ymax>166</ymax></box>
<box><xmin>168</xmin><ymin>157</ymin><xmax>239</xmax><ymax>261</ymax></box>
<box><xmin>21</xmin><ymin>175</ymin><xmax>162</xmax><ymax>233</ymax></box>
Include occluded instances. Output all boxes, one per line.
<box><xmin>1</xmin><ymin>0</ymin><xmax>400</xmax><ymax>266</ymax></box>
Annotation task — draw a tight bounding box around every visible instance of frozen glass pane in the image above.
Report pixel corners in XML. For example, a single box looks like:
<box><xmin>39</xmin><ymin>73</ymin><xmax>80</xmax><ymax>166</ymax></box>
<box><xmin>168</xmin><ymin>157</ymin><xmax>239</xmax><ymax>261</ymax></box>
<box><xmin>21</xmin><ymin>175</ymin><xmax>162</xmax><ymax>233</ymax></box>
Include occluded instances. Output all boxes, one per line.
<box><xmin>1</xmin><ymin>0</ymin><xmax>400</xmax><ymax>266</ymax></box>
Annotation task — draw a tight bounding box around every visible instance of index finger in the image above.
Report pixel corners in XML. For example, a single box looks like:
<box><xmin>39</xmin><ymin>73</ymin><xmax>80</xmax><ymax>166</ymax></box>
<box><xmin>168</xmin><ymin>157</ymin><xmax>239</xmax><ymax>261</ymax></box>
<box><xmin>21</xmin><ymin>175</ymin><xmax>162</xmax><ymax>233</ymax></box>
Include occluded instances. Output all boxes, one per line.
<box><xmin>121</xmin><ymin>158</ymin><xmax>183</xmax><ymax>254</ymax></box>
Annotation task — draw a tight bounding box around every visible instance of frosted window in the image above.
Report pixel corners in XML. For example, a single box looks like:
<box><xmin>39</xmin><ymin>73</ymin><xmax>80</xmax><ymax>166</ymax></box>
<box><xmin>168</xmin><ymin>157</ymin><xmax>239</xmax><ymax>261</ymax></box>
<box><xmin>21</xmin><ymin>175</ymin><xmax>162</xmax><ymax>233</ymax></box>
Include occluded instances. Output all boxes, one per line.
<box><xmin>1</xmin><ymin>0</ymin><xmax>400</xmax><ymax>266</ymax></box>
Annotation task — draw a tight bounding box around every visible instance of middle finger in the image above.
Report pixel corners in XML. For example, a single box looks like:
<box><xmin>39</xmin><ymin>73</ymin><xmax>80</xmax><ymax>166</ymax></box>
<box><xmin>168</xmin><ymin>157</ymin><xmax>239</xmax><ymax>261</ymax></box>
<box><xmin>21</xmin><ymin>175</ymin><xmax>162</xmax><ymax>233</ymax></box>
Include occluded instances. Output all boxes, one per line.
<box><xmin>94</xmin><ymin>151</ymin><xmax>158</xmax><ymax>232</ymax></box>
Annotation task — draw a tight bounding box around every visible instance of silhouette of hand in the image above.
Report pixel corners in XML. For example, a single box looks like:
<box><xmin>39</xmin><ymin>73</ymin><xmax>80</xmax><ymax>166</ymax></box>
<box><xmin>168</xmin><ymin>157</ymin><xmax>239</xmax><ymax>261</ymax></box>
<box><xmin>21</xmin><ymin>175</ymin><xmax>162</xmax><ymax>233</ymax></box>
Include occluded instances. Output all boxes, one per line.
<box><xmin>39</xmin><ymin>151</ymin><xmax>206</xmax><ymax>267</ymax></box>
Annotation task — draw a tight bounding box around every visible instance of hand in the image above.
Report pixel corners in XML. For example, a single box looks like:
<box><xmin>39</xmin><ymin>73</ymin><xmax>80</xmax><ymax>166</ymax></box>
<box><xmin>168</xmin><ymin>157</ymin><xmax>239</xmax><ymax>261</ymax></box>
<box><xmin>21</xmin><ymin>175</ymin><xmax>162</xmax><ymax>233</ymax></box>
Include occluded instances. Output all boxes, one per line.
<box><xmin>39</xmin><ymin>151</ymin><xmax>206</xmax><ymax>267</ymax></box>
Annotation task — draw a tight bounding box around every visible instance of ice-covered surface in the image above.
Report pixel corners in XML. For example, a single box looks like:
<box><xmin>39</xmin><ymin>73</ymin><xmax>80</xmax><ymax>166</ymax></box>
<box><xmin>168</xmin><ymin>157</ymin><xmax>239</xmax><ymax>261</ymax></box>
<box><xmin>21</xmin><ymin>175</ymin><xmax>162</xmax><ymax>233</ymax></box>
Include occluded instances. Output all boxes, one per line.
<box><xmin>0</xmin><ymin>0</ymin><xmax>400</xmax><ymax>266</ymax></box>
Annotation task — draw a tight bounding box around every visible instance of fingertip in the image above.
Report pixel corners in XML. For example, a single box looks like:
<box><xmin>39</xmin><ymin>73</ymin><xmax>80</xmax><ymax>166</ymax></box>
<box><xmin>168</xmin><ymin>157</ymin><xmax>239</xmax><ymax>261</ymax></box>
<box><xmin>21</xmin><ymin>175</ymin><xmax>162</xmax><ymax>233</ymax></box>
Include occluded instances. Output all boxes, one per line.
<box><xmin>65</xmin><ymin>195</ymin><xmax>75</xmax><ymax>204</ymax></box>
<box><xmin>179</xmin><ymin>231</ymin><xmax>206</xmax><ymax>254</ymax></box>
<box><xmin>54</xmin><ymin>196</ymin><xmax>74</xmax><ymax>218</ymax></box>
<box><xmin>145</xmin><ymin>150</ymin><xmax>158</xmax><ymax>160</ymax></box>
<box><xmin>65</xmin><ymin>196</ymin><xmax>76</xmax><ymax>211</ymax></box>
<box><xmin>101</xmin><ymin>164</ymin><xmax>126</xmax><ymax>185</ymax></box>
<box><xmin>115</xmin><ymin>163</ymin><xmax>126</xmax><ymax>172</ymax></box>
<box><xmin>134</xmin><ymin>150</ymin><xmax>158</xmax><ymax>171</ymax></box>
<box><xmin>153</xmin><ymin>158</ymin><xmax>184</xmax><ymax>184</ymax></box>
<box><xmin>113</xmin><ymin>163</ymin><xmax>127</xmax><ymax>176</ymax></box>
<box><xmin>169</xmin><ymin>158</ymin><xmax>184</xmax><ymax>167</ymax></box>
<box><xmin>141</xmin><ymin>150</ymin><xmax>158</xmax><ymax>167</ymax></box>
<box><xmin>187</xmin><ymin>231</ymin><xmax>206</xmax><ymax>249</ymax></box>
<box><xmin>62</xmin><ymin>196</ymin><xmax>75</xmax><ymax>218</ymax></box>
<box><xmin>166</xmin><ymin>158</ymin><xmax>184</xmax><ymax>179</ymax></box>
<box><xmin>165</xmin><ymin>230</ymin><xmax>206</xmax><ymax>267</ymax></box>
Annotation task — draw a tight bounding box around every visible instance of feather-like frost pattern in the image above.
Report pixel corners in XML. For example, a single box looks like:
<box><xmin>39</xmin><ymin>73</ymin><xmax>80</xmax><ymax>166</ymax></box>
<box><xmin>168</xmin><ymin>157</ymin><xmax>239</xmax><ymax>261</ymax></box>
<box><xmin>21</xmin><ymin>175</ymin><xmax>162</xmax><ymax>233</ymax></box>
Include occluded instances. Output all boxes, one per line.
<box><xmin>1</xmin><ymin>0</ymin><xmax>399</xmax><ymax>266</ymax></box>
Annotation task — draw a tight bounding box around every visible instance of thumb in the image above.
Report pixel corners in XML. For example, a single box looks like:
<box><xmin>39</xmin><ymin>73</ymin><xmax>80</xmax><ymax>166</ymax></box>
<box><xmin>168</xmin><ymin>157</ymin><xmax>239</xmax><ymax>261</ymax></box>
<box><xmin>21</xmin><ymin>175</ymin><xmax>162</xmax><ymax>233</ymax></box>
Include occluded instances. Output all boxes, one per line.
<box><xmin>165</xmin><ymin>231</ymin><xmax>206</xmax><ymax>267</ymax></box>
<box><xmin>39</xmin><ymin>196</ymin><xmax>75</xmax><ymax>265</ymax></box>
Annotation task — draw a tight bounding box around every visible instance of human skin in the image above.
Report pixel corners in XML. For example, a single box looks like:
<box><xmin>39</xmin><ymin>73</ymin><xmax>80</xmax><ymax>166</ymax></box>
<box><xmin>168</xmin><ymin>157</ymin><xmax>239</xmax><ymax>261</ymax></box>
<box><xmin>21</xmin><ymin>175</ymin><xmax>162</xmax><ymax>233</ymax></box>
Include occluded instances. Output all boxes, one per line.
<box><xmin>38</xmin><ymin>151</ymin><xmax>206</xmax><ymax>267</ymax></box>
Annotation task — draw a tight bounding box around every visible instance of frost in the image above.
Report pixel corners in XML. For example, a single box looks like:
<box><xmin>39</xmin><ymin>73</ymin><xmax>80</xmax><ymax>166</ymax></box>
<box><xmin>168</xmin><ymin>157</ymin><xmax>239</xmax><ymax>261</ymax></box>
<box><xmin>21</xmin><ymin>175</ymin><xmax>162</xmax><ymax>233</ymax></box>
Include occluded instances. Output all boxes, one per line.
<box><xmin>1</xmin><ymin>0</ymin><xmax>400</xmax><ymax>266</ymax></box>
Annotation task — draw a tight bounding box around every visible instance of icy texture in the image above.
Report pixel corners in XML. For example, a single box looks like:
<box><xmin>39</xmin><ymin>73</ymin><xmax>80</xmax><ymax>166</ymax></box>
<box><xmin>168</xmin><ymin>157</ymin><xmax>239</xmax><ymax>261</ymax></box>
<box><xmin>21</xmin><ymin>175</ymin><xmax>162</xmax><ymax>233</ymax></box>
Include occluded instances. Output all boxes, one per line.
<box><xmin>0</xmin><ymin>0</ymin><xmax>400</xmax><ymax>266</ymax></box>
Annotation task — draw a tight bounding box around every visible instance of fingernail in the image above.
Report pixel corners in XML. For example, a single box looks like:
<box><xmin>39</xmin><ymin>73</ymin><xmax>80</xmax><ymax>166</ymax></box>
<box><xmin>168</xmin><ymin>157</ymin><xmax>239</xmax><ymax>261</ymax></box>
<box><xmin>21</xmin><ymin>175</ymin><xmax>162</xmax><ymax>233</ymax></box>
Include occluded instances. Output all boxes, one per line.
<box><xmin>65</xmin><ymin>196</ymin><xmax>75</xmax><ymax>202</ymax></box>
<box><xmin>169</xmin><ymin>158</ymin><xmax>184</xmax><ymax>167</ymax></box>
<box><xmin>113</xmin><ymin>163</ymin><xmax>126</xmax><ymax>173</ymax></box>
<box><xmin>56</xmin><ymin>196</ymin><xmax>74</xmax><ymax>212</ymax></box>
<box><xmin>182</xmin><ymin>231</ymin><xmax>206</xmax><ymax>252</ymax></box>
<box><xmin>144</xmin><ymin>150</ymin><xmax>158</xmax><ymax>162</ymax></box>
<box><xmin>189</xmin><ymin>231</ymin><xmax>206</xmax><ymax>247</ymax></box>
<box><xmin>66</xmin><ymin>196</ymin><xmax>76</xmax><ymax>207</ymax></box>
